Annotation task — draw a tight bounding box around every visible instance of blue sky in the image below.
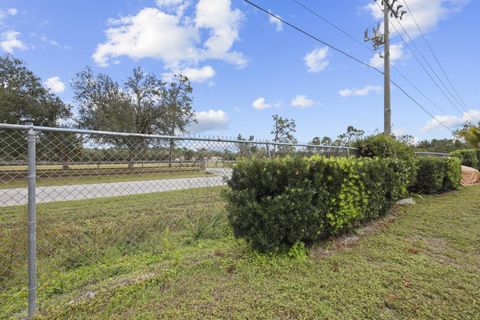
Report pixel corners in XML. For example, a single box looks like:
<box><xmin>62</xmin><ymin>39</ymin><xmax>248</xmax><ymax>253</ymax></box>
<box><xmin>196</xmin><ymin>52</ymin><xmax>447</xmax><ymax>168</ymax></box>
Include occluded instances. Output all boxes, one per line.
<box><xmin>1</xmin><ymin>0</ymin><xmax>479</xmax><ymax>142</ymax></box>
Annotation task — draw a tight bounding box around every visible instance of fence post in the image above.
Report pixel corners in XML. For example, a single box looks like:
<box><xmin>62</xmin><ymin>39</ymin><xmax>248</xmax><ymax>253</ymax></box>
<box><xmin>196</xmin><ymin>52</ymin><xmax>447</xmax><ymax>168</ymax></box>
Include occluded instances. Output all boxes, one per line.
<box><xmin>266</xmin><ymin>144</ymin><xmax>271</xmax><ymax>158</ymax></box>
<box><xmin>27</xmin><ymin>127</ymin><xmax>37</xmax><ymax>318</ymax></box>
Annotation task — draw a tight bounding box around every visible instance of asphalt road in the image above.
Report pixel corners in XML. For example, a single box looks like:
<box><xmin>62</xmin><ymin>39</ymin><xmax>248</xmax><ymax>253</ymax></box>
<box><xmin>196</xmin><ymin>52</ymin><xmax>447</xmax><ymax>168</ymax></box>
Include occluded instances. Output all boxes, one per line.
<box><xmin>0</xmin><ymin>168</ymin><xmax>232</xmax><ymax>207</ymax></box>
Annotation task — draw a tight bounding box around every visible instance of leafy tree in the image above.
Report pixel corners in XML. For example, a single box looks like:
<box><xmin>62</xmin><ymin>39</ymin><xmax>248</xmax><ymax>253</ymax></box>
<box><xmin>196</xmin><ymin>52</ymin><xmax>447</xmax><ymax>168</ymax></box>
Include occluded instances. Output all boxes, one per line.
<box><xmin>0</xmin><ymin>55</ymin><xmax>73</xmax><ymax>161</ymax></box>
<box><xmin>396</xmin><ymin>134</ymin><xmax>415</xmax><ymax>145</ymax></box>
<box><xmin>72</xmin><ymin>67</ymin><xmax>195</xmax><ymax>166</ymax></box>
<box><xmin>0</xmin><ymin>55</ymin><xmax>71</xmax><ymax>126</ymax></box>
<box><xmin>271</xmin><ymin>114</ymin><xmax>296</xmax><ymax>155</ymax></box>
<box><xmin>415</xmin><ymin>138</ymin><xmax>467</xmax><ymax>153</ymax></box>
<box><xmin>309</xmin><ymin>137</ymin><xmax>321</xmax><ymax>145</ymax></box>
<box><xmin>161</xmin><ymin>74</ymin><xmax>195</xmax><ymax>164</ymax></box>
<box><xmin>455</xmin><ymin>122</ymin><xmax>480</xmax><ymax>148</ymax></box>
<box><xmin>321</xmin><ymin>136</ymin><xmax>333</xmax><ymax>145</ymax></box>
<box><xmin>337</xmin><ymin>126</ymin><xmax>365</xmax><ymax>146</ymax></box>
<box><xmin>309</xmin><ymin>136</ymin><xmax>333</xmax><ymax>146</ymax></box>
<box><xmin>307</xmin><ymin>137</ymin><xmax>323</xmax><ymax>154</ymax></box>
<box><xmin>236</xmin><ymin>134</ymin><xmax>257</xmax><ymax>157</ymax></box>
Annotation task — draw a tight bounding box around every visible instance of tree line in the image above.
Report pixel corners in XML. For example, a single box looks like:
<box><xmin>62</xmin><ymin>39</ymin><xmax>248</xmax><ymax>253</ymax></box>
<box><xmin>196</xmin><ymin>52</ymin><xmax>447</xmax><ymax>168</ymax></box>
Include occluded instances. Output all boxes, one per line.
<box><xmin>0</xmin><ymin>54</ymin><xmax>478</xmax><ymax>163</ymax></box>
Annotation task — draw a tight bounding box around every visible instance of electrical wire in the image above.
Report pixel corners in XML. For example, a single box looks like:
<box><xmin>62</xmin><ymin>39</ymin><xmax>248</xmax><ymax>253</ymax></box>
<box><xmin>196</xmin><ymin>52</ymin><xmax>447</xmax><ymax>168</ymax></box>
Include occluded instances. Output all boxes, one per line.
<box><xmin>242</xmin><ymin>0</ymin><xmax>453</xmax><ymax>131</ymax></box>
<box><xmin>401</xmin><ymin>0</ymin><xmax>471</xmax><ymax>112</ymax></box>
<box><xmin>383</xmin><ymin>1</ymin><xmax>473</xmax><ymax>119</ymax></box>
<box><xmin>291</xmin><ymin>0</ymin><xmax>450</xmax><ymax>116</ymax></box>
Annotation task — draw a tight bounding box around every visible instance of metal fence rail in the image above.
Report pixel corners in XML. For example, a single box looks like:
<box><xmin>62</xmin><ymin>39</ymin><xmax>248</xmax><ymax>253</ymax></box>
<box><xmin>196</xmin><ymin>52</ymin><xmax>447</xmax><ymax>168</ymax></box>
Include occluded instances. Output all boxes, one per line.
<box><xmin>414</xmin><ymin>151</ymin><xmax>451</xmax><ymax>157</ymax></box>
<box><xmin>0</xmin><ymin>123</ymin><xmax>357</xmax><ymax>318</ymax></box>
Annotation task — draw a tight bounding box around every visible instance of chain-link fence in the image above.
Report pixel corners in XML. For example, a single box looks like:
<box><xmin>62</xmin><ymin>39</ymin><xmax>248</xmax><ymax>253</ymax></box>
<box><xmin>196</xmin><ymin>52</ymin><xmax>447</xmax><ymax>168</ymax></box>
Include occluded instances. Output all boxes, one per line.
<box><xmin>0</xmin><ymin>123</ymin><xmax>357</xmax><ymax>318</ymax></box>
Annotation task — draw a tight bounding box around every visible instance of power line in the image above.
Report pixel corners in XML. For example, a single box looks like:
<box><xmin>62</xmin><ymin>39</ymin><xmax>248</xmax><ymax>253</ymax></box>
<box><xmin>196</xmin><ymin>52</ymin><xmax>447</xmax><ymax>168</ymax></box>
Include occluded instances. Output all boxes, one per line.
<box><xmin>383</xmin><ymin>1</ymin><xmax>473</xmax><ymax>118</ymax></box>
<box><xmin>291</xmin><ymin>0</ymin><xmax>449</xmax><ymax>116</ymax></box>
<box><xmin>292</xmin><ymin>0</ymin><xmax>372</xmax><ymax>52</ymax></box>
<box><xmin>401</xmin><ymin>0</ymin><xmax>471</xmax><ymax>112</ymax></box>
<box><xmin>241</xmin><ymin>0</ymin><xmax>453</xmax><ymax>132</ymax></box>
<box><xmin>388</xmin><ymin>16</ymin><xmax>469</xmax><ymax>118</ymax></box>
<box><xmin>242</xmin><ymin>0</ymin><xmax>382</xmax><ymax>75</ymax></box>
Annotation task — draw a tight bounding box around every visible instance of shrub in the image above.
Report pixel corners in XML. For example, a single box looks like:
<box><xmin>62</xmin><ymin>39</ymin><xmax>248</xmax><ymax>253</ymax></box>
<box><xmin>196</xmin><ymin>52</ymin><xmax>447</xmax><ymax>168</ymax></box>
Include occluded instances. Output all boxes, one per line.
<box><xmin>224</xmin><ymin>156</ymin><xmax>410</xmax><ymax>252</ymax></box>
<box><xmin>410</xmin><ymin>157</ymin><xmax>461</xmax><ymax>194</ymax></box>
<box><xmin>450</xmin><ymin>149</ymin><xmax>479</xmax><ymax>169</ymax></box>
<box><xmin>353</xmin><ymin>134</ymin><xmax>414</xmax><ymax>160</ymax></box>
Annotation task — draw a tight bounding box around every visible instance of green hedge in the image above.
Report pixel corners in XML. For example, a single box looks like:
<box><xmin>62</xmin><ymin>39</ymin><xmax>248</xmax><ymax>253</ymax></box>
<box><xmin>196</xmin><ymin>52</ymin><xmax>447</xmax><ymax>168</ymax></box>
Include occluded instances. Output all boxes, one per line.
<box><xmin>409</xmin><ymin>157</ymin><xmax>461</xmax><ymax>194</ymax></box>
<box><xmin>224</xmin><ymin>156</ymin><xmax>412</xmax><ymax>251</ymax></box>
<box><xmin>353</xmin><ymin>134</ymin><xmax>414</xmax><ymax>160</ymax></box>
<box><xmin>450</xmin><ymin>149</ymin><xmax>479</xmax><ymax>169</ymax></box>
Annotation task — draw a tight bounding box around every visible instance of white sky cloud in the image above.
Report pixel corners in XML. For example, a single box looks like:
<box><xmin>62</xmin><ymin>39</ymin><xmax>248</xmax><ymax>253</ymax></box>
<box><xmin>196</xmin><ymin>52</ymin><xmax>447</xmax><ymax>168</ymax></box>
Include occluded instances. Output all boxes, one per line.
<box><xmin>252</xmin><ymin>97</ymin><xmax>272</xmax><ymax>110</ymax></box>
<box><xmin>94</xmin><ymin>0</ymin><xmax>246</xmax><ymax>77</ymax></box>
<box><xmin>268</xmin><ymin>12</ymin><xmax>283</xmax><ymax>32</ymax></box>
<box><xmin>290</xmin><ymin>95</ymin><xmax>315</xmax><ymax>108</ymax></box>
<box><xmin>6</xmin><ymin>8</ymin><xmax>17</xmax><ymax>16</ymax></box>
<box><xmin>304</xmin><ymin>47</ymin><xmax>329</xmax><ymax>73</ymax></box>
<box><xmin>156</xmin><ymin>0</ymin><xmax>185</xmax><ymax>6</ymax></box>
<box><xmin>0</xmin><ymin>8</ymin><xmax>17</xmax><ymax>21</ymax></box>
<box><xmin>44</xmin><ymin>76</ymin><xmax>65</xmax><ymax>93</ymax></box>
<box><xmin>365</xmin><ymin>0</ymin><xmax>468</xmax><ymax>39</ymax></box>
<box><xmin>421</xmin><ymin>109</ymin><xmax>480</xmax><ymax>132</ymax></box>
<box><xmin>190</xmin><ymin>109</ymin><xmax>230</xmax><ymax>133</ymax></box>
<box><xmin>156</xmin><ymin>0</ymin><xmax>190</xmax><ymax>16</ymax></box>
<box><xmin>339</xmin><ymin>85</ymin><xmax>382</xmax><ymax>97</ymax></box>
<box><xmin>366</xmin><ymin>0</ymin><xmax>467</xmax><ymax>68</ymax></box>
<box><xmin>163</xmin><ymin>65</ymin><xmax>215</xmax><ymax>83</ymax></box>
<box><xmin>0</xmin><ymin>31</ymin><xmax>27</xmax><ymax>53</ymax></box>
<box><xmin>369</xmin><ymin>43</ymin><xmax>406</xmax><ymax>68</ymax></box>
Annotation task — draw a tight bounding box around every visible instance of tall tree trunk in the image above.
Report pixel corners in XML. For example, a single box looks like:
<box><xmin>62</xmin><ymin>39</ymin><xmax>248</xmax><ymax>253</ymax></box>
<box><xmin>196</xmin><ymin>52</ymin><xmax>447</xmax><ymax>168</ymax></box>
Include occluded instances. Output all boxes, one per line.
<box><xmin>168</xmin><ymin>138</ymin><xmax>174</xmax><ymax>168</ymax></box>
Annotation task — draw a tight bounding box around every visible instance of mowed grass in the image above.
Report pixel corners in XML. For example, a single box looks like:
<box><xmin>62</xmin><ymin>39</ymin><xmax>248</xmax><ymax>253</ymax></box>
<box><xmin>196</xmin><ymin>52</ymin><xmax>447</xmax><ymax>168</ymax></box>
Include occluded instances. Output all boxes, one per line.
<box><xmin>0</xmin><ymin>170</ymin><xmax>209</xmax><ymax>189</ymax></box>
<box><xmin>1</xmin><ymin>186</ymin><xmax>479</xmax><ymax>319</ymax></box>
<box><xmin>0</xmin><ymin>162</ymin><xmax>198</xmax><ymax>171</ymax></box>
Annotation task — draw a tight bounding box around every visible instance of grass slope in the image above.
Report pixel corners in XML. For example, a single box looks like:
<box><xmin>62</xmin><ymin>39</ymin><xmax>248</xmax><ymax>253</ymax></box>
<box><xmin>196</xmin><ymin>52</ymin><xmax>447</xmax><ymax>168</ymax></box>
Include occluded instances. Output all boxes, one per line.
<box><xmin>1</xmin><ymin>186</ymin><xmax>479</xmax><ymax>319</ymax></box>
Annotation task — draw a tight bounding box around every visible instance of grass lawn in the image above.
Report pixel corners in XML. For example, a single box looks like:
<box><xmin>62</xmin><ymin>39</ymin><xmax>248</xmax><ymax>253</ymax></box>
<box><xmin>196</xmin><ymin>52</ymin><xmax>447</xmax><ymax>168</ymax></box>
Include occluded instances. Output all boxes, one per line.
<box><xmin>1</xmin><ymin>185</ymin><xmax>479</xmax><ymax>319</ymax></box>
<box><xmin>0</xmin><ymin>162</ymin><xmax>199</xmax><ymax>171</ymax></box>
<box><xmin>0</xmin><ymin>170</ymin><xmax>209</xmax><ymax>189</ymax></box>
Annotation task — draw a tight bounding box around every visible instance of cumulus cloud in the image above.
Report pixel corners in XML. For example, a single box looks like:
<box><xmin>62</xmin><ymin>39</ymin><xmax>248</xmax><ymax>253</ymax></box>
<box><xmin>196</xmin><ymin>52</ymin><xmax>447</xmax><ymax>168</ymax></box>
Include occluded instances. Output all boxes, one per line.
<box><xmin>163</xmin><ymin>65</ymin><xmax>215</xmax><ymax>83</ymax></box>
<box><xmin>44</xmin><ymin>76</ymin><xmax>65</xmax><ymax>93</ymax></box>
<box><xmin>156</xmin><ymin>0</ymin><xmax>189</xmax><ymax>15</ymax></box>
<box><xmin>0</xmin><ymin>31</ymin><xmax>27</xmax><ymax>53</ymax></box>
<box><xmin>339</xmin><ymin>85</ymin><xmax>382</xmax><ymax>97</ymax></box>
<box><xmin>421</xmin><ymin>109</ymin><xmax>480</xmax><ymax>132</ymax></box>
<box><xmin>156</xmin><ymin>0</ymin><xmax>184</xmax><ymax>6</ymax></box>
<box><xmin>268</xmin><ymin>12</ymin><xmax>283</xmax><ymax>32</ymax></box>
<box><xmin>0</xmin><ymin>7</ymin><xmax>17</xmax><ymax>21</ymax></box>
<box><xmin>304</xmin><ymin>47</ymin><xmax>329</xmax><ymax>73</ymax></box>
<box><xmin>252</xmin><ymin>97</ymin><xmax>272</xmax><ymax>110</ymax></box>
<box><xmin>365</xmin><ymin>0</ymin><xmax>468</xmax><ymax>39</ymax></box>
<box><xmin>365</xmin><ymin>0</ymin><xmax>467</xmax><ymax>67</ymax></box>
<box><xmin>190</xmin><ymin>109</ymin><xmax>230</xmax><ymax>133</ymax></box>
<box><xmin>93</xmin><ymin>0</ymin><xmax>246</xmax><ymax>77</ymax></box>
<box><xmin>290</xmin><ymin>95</ymin><xmax>315</xmax><ymax>108</ymax></box>
<box><xmin>369</xmin><ymin>43</ymin><xmax>406</xmax><ymax>68</ymax></box>
<box><xmin>4</xmin><ymin>8</ymin><xmax>17</xmax><ymax>16</ymax></box>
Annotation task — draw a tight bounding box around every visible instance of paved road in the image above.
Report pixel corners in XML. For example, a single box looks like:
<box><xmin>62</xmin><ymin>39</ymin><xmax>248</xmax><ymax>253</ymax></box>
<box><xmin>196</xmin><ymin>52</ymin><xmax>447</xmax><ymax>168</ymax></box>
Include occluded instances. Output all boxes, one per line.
<box><xmin>0</xmin><ymin>168</ymin><xmax>232</xmax><ymax>207</ymax></box>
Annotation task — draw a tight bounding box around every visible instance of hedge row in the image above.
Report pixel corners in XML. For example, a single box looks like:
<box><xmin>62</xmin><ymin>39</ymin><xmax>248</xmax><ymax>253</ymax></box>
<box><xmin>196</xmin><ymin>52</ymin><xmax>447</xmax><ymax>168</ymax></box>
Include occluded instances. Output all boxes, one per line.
<box><xmin>225</xmin><ymin>156</ymin><xmax>412</xmax><ymax>251</ymax></box>
<box><xmin>450</xmin><ymin>149</ymin><xmax>479</xmax><ymax>169</ymax></box>
<box><xmin>225</xmin><ymin>156</ymin><xmax>461</xmax><ymax>252</ymax></box>
<box><xmin>410</xmin><ymin>157</ymin><xmax>461</xmax><ymax>194</ymax></box>
<box><xmin>353</xmin><ymin>134</ymin><xmax>414</xmax><ymax>160</ymax></box>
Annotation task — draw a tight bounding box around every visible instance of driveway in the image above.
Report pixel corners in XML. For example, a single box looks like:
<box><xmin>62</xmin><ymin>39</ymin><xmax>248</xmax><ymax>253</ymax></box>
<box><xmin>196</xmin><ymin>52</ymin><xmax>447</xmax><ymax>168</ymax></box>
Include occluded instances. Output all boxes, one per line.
<box><xmin>0</xmin><ymin>168</ymin><xmax>232</xmax><ymax>207</ymax></box>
